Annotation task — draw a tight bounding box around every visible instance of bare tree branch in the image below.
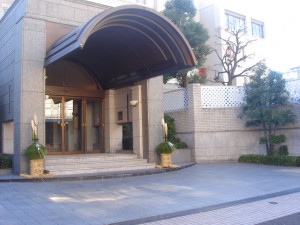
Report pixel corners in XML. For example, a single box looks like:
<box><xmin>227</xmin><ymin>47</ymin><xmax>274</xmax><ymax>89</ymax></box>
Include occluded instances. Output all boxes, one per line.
<box><xmin>213</xmin><ymin>26</ymin><xmax>263</xmax><ymax>85</ymax></box>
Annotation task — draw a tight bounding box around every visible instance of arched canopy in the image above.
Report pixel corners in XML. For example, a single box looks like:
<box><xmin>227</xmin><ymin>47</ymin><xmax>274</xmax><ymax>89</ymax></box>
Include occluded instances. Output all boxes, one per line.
<box><xmin>45</xmin><ymin>5</ymin><xmax>197</xmax><ymax>90</ymax></box>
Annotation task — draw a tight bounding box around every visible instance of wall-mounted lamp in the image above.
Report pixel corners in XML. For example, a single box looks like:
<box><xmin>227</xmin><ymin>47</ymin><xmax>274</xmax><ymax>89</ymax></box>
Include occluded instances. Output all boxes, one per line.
<box><xmin>130</xmin><ymin>100</ymin><xmax>139</xmax><ymax>107</ymax></box>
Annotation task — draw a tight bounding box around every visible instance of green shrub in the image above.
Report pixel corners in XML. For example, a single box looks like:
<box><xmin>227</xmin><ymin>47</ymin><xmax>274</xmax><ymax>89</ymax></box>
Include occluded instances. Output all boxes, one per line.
<box><xmin>156</xmin><ymin>142</ymin><xmax>175</xmax><ymax>154</ymax></box>
<box><xmin>296</xmin><ymin>157</ymin><xmax>300</xmax><ymax>167</ymax></box>
<box><xmin>164</xmin><ymin>115</ymin><xmax>188</xmax><ymax>148</ymax></box>
<box><xmin>174</xmin><ymin>141</ymin><xmax>188</xmax><ymax>149</ymax></box>
<box><xmin>269</xmin><ymin>134</ymin><xmax>286</xmax><ymax>145</ymax></box>
<box><xmin>259</xmin><ymin>134</ymin><xmax>286</xmax><ymax>145</ymax></box>
<box><xmin>24</xmin><ymin>143</ymin><xmax>47</xmax><ymax>160</ymax></box>
<box><xmin>239</xmin><ymin>154</ymin><xmax>300</xmax><ymax>167</ymax></box>
<box><xmin>279</xmin><ymin>145</ymin><xmax>289</xmax><ymax>156</ymax></box>
<box><xmin>0</xmin><ymin>154</ymin><xmax>12</xmax><ymax>168</ymax></box>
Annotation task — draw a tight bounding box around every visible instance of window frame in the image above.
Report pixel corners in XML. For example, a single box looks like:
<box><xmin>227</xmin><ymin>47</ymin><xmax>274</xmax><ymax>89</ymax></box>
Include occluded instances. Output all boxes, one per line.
<box><xmin>225</xmin><ymin>11</ymin><xmax>246</xmax><ymax>32</ymax></box>
<box><xmin>251</xmin><ymin>20</ymin><xmax>264</xmax><ymax>38</ymax></box>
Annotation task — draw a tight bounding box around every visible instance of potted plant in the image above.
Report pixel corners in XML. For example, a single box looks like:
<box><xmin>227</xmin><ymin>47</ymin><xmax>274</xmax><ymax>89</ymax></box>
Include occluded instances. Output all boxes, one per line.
<box><xmin>0</xmin><ymin>154</ymin><xmax>12</xmax><ymax>174</ymax></box>
<box><xmin>24</xmin><ymin>115</ymin><xmax>47</xmax><ymax>176</ymax></box>
<box><xmin>156</xmin><ymin>118</ymin><xmax>176</xmax><ymax>168</ymax></box>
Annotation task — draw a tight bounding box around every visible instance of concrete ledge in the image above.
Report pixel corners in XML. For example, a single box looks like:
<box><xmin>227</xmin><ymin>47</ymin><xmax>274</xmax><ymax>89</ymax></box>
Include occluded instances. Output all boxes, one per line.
<box><xmin>0</xmin><ymin>168</ymin><xmax>12</xmax><ymax>175</ymax></box>
<box><xmin>0</xmin><ymin>162</ymin><xmax>196</xmax><ymax>183</ymax></box>
<box><xmin>172</xmin><ymin>149</ymin><xmax>193</xmax><ymax>163</ymax></box>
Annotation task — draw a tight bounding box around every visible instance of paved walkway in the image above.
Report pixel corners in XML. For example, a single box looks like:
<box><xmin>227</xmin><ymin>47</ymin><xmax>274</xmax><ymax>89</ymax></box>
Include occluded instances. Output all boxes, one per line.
<box><xmin>0</xmin><ymin>163</ymin><xmax>300</xmax><ymax>224</ymax></box>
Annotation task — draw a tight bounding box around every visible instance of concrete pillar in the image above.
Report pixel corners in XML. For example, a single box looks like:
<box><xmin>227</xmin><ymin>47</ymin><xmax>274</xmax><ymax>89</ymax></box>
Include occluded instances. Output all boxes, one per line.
<box><xmin>14</xmin><ymin>17</ymin><xmax>46</xmax><ymax>174</ymax></box>
<box><xmin>131</xmin><ymin>85</ymin><xmax>143</xmax><ymax>158</ymax></box>
<box><xmin>104</xmin><ymin>89</ymin><xmax>122</xmax><ymax>153</ymax></box>
<box><xmin>138</xmin><ymin>76</ymin><xmax>163</xmax><ymax>163</ymax></box>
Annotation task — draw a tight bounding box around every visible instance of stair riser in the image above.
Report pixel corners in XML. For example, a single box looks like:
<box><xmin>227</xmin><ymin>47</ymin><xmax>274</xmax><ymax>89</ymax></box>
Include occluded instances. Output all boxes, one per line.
<box><xmin>45</xmin><ymin>161</ymin><xmax>150</xmax><ymax>170</ymax></box>
<box><xmin>50</xmin><ymin>165</ymin><xmax>156</xmax><ymax>176</ymax></box>
<box><xmin>44</xmin><ymin>154</ymin><xmax>155</xmax><ymax>176</ymax></box>
<box><xmin>45</xmin><ymin>158</ymin><xmax>140</xmax><ymax>164</ymax></box>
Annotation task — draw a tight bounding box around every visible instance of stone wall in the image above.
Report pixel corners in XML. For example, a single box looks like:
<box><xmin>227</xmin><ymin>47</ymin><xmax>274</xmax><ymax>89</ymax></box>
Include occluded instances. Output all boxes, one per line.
<box><xmin>167</xmin><ymin>84</ymin><xmax>300</xmax><ymax>162</ymax></box>
<box><xmin>0</xmin><ymin>0</ymin><xmax>112</xmax><ymax>174</ymax></box>
<box><xmin>0</xmin><ymin>0</ymin><xmax>25</xmax><ymax>173</ymax></box>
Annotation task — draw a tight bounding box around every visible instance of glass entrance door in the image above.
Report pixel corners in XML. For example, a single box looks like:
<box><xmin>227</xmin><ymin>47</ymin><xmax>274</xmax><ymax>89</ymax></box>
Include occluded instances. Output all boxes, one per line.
<box><xmin>45</xmin><ymin>96</ymin><xmax>103</xmax><ymax>154</ymax></box>
<box><xmin>64</xmin><ymin>98</ymin><xmax>83</xmax><ymax>153</ymax></box>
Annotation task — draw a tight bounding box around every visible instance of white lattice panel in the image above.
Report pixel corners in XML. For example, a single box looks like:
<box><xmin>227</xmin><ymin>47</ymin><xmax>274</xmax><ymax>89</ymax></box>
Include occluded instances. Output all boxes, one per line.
<box><xmin>286</xmin><ymin>80</ymin><xmax>300</xmax><ymax>102</ymax></box>
<box><xmin>164</xmin><ymin>88</ymin><xmax>188</xmax><ymax>112</ymax></box>
<box><xmin>201</xmin><ymin>86</ymin><xmax>244</xmax><ymax>108</ymax></box>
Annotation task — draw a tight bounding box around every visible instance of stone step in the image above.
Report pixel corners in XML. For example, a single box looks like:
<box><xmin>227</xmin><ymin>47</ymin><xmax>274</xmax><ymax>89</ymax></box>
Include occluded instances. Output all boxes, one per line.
<box><xmin>44</xmin><ymin>153</ymin><xmax>156</xmax><ymax>176</ymax></box>
<box><xmin>47</xmin><ymin>164</ymin><xmax>156</xmax><ymax>176</ymax></box>
<box><xmin>45</xmin><ymin>154</ymin><xmax>140</xmax><ymax>162</ymax></box>
<box><xmin>45</xmin><ymin>159</ymin><xmax>150</xmax><ymax>169</ymax></box>
<box><xmin>45</xmin><ymin>158</ymin><xmax>141</xmax><ymax>166</ymax></box>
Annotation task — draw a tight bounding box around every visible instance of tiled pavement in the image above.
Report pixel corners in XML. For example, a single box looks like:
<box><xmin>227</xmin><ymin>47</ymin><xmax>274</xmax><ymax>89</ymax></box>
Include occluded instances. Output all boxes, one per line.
<box><xmin>139</xmin><ymin>191</ymin><xmax>300</xmax><ymax>225</ymax></box>
<box><xmin>0</xmin><ymin>163</ymin><xmax>300</xmax><ymax>225</ymax></box>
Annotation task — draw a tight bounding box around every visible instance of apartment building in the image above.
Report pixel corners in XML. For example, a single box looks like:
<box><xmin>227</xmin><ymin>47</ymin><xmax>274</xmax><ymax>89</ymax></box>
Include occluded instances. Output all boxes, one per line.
<box><xmin>199</xmin><ymin>0</ymin><xmax>266</xmax><ymax>85</ymax></box>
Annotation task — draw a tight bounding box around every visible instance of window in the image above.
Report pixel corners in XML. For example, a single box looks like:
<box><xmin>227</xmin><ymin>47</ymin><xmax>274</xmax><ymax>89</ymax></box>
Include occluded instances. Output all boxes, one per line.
<box><xmin>252</xmin><ymin>20</ymin><xmax>264</xmax><ymax>38</ymax></box>
<box><xmin>225</xmin><ymin>12</ymin><xmax>246</xmax><ymax>32</ymax></box>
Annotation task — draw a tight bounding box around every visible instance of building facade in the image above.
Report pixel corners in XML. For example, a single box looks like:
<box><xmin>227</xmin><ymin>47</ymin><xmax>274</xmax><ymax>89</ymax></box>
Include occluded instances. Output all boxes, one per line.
<box><xmin>198</xmin><ymin>0</ymin><xmax>267</xmax><ymax>86</ymax></box>
<box><xmin>0</xmin><ymin>0</ymin><xmax>196</xmax><ymax>174</ymax></box>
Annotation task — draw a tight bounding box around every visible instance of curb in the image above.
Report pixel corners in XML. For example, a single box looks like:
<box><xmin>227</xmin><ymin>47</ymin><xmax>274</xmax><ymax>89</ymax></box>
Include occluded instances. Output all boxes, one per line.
<box><xmin>0</xmin><ymin>162</ymin><xmax>196</xmax><ymax>183</ymax></box>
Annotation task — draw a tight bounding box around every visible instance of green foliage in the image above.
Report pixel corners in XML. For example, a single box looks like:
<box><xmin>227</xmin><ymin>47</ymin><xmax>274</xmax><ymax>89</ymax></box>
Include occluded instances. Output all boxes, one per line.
<box><xmin>0</xmin><ymin>154</ymin><xmax>12</xmax><ymax>169</ymax></box>
<box><xmin>240</xmin><ymin>64</ymin><xmax>296</xmax><ymax>155</ymax></box>
<box><xmin>174</xmin><ymin>142</ymin><xmax>188</xmax><ymax>149</ymax></box>
<box><xmin>164</xmin><ymin>115</ymin><xmax>176</xmax><ymax>141</ymax></box>
<box><xmin>296</xmin><ymin>157</ymin><xmax>300</xmax><ymax>167</ymax></box>
<box><xmin>162</xmin><ymin>0</ymin><xmax>211</xmax><ymax>85</ymax></box>
<box><xmin>25</xmin><ymin>143</ymin><xmax>47</xmax><ymax>160</ymax></box>
<box><xmin>164</xmin><ymin>115</ymin><xmax>188</xmax><ymax>148</ymax></box>
<box><xmin>269</xmin><ymin>134</ymin><xmax>286</xmax><ymax>145</ymax></box>
<box><xmin>188</xmin><ymin>69</ymin><xmax>207</xmax><ymax>84</ymax></box>
<box><xmin>239</xmin><ymin>154</ymin><xmax>300</xmax><ymax>167</ymax></box>
<box><xmin>279</xmin><ymin>145</ymin><xmax>289</xmax><ymax>156</ymax></box>
<box><xmin>259</xmin><ymin>134</ymin><xmax>286</xmax><ymax>145</ymax></box>
<box><xmin>156</xmin><ymin>142</ymin><xmax>175</xmax><ymax>154</ymax></box>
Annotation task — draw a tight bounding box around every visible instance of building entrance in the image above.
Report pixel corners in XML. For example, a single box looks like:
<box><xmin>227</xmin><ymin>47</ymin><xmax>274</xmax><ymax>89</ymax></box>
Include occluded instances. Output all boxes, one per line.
<box><xmin>45</xmin><ymin>96</ymin><xmax>103</xmax><ymax>154</ymax></box>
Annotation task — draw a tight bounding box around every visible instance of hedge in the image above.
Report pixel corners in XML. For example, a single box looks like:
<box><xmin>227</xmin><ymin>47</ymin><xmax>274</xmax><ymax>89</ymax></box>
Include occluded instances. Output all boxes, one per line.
<box><xmin>239</xmin><ymin>154</ymin><xmax>300</xmax><ymax>167</ymax></box>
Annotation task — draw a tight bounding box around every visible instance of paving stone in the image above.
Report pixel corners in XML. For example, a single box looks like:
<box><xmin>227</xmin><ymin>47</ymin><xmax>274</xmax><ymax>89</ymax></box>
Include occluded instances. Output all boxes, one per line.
<box><xmin>0</xmin><ymin>163</ymin><xmax>300</xmax><ymax>224</ymax></box>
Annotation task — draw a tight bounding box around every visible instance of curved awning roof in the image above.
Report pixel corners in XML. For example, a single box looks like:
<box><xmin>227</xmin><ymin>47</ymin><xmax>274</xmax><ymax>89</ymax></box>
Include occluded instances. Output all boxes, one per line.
<box><xmin>45</xmin><ymin>5</ymin><xmax>197</xmax><ymax>90</ymax></box>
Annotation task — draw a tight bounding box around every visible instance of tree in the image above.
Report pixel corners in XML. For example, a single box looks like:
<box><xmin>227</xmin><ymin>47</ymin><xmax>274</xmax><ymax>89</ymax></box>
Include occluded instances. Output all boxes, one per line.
<box><xmin>162</xmin><ymin>0</ymin><xmax>211</xmax><ymax>86</ymax></box>
<box><xmin>214</xmin><ymin>27</ymin><xmax>264</xmax><ymax>85</ymax></box>
<box><xmin>240</xmin><ymin>64</ymin><xmax>296</xmax><ymax>155</ymax></box>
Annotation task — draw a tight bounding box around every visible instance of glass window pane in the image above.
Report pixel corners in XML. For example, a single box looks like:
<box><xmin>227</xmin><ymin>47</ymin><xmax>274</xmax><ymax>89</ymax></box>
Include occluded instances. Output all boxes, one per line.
<box><xmin>45</xmin><ymin>97</ymin><xmax>62</xmax><ymax>152</ymax></box>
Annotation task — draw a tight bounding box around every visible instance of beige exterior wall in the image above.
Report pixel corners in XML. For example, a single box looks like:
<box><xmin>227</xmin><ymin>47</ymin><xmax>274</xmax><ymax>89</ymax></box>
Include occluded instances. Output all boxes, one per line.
<box><xmin>167</xmin><ymin>84</ymin><xmax>300</xmax><ymax>162</ymax></box>
<box><xmin>199</xmin><ymin>0</ymin><xmax>267</xmax><ymax>86</ymax></box>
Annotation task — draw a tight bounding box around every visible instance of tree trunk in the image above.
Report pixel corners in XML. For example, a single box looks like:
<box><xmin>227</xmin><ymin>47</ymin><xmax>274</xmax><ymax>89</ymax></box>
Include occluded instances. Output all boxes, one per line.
<box><xmin>262</xmin><ymin>123</ymin><xmax>271</xmax><ymax>155</ymax></box>
<box><xmin>182</xmin><ymin>74</ymin><xmax>188</xmax><ymax>87</ymax></box>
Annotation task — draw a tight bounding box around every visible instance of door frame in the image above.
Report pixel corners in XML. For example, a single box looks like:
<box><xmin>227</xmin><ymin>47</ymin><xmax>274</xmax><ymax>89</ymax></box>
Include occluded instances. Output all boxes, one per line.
<box><xmin>45</xmin><ymin>87</ymin><xmax>105</xmax><ymax>155</ymax></box>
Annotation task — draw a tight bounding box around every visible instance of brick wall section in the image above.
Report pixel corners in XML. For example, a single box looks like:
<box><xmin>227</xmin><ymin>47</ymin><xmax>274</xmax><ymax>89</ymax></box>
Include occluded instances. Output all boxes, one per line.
<box><xmin>166</xmin><ymin>84</ymin><xmax>300</xmax><ymax>162</ymax></box>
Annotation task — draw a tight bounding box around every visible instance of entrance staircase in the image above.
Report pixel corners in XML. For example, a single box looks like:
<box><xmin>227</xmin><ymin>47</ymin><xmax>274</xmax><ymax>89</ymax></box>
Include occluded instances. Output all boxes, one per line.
<box><xmin>45</xmin><ymin>153</ymin><xmax>156</xmax><ymax>176</ymax></box>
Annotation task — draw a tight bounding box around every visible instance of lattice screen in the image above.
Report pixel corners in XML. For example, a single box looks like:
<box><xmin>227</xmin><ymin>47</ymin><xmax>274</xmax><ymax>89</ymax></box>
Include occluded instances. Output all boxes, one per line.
<box><xmin>164</xmin><ymin>88</ymin><xmax>188</xmax><ymax>112</ymax></box>
<box><xmin>286</xmin><ymin>80</ymin><xmax>300</xmax><ymax>102</ymax></box>
<box><xmin>201</xmin><ymin>86</ymin><xmax>244</xmax><ymax>108</ymax></box>
<box><xmin>163</xmin><ymin>80</ymin><xmax>300</xmax><ymax>111</ymax></box>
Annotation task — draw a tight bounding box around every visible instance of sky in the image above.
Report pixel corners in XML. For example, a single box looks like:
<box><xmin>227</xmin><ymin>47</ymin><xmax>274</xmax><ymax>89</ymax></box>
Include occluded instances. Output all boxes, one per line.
<box><xmin>157</xmin><ymin>0</ymin><xmax>300</xmax><ymax>72</ymax></box>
